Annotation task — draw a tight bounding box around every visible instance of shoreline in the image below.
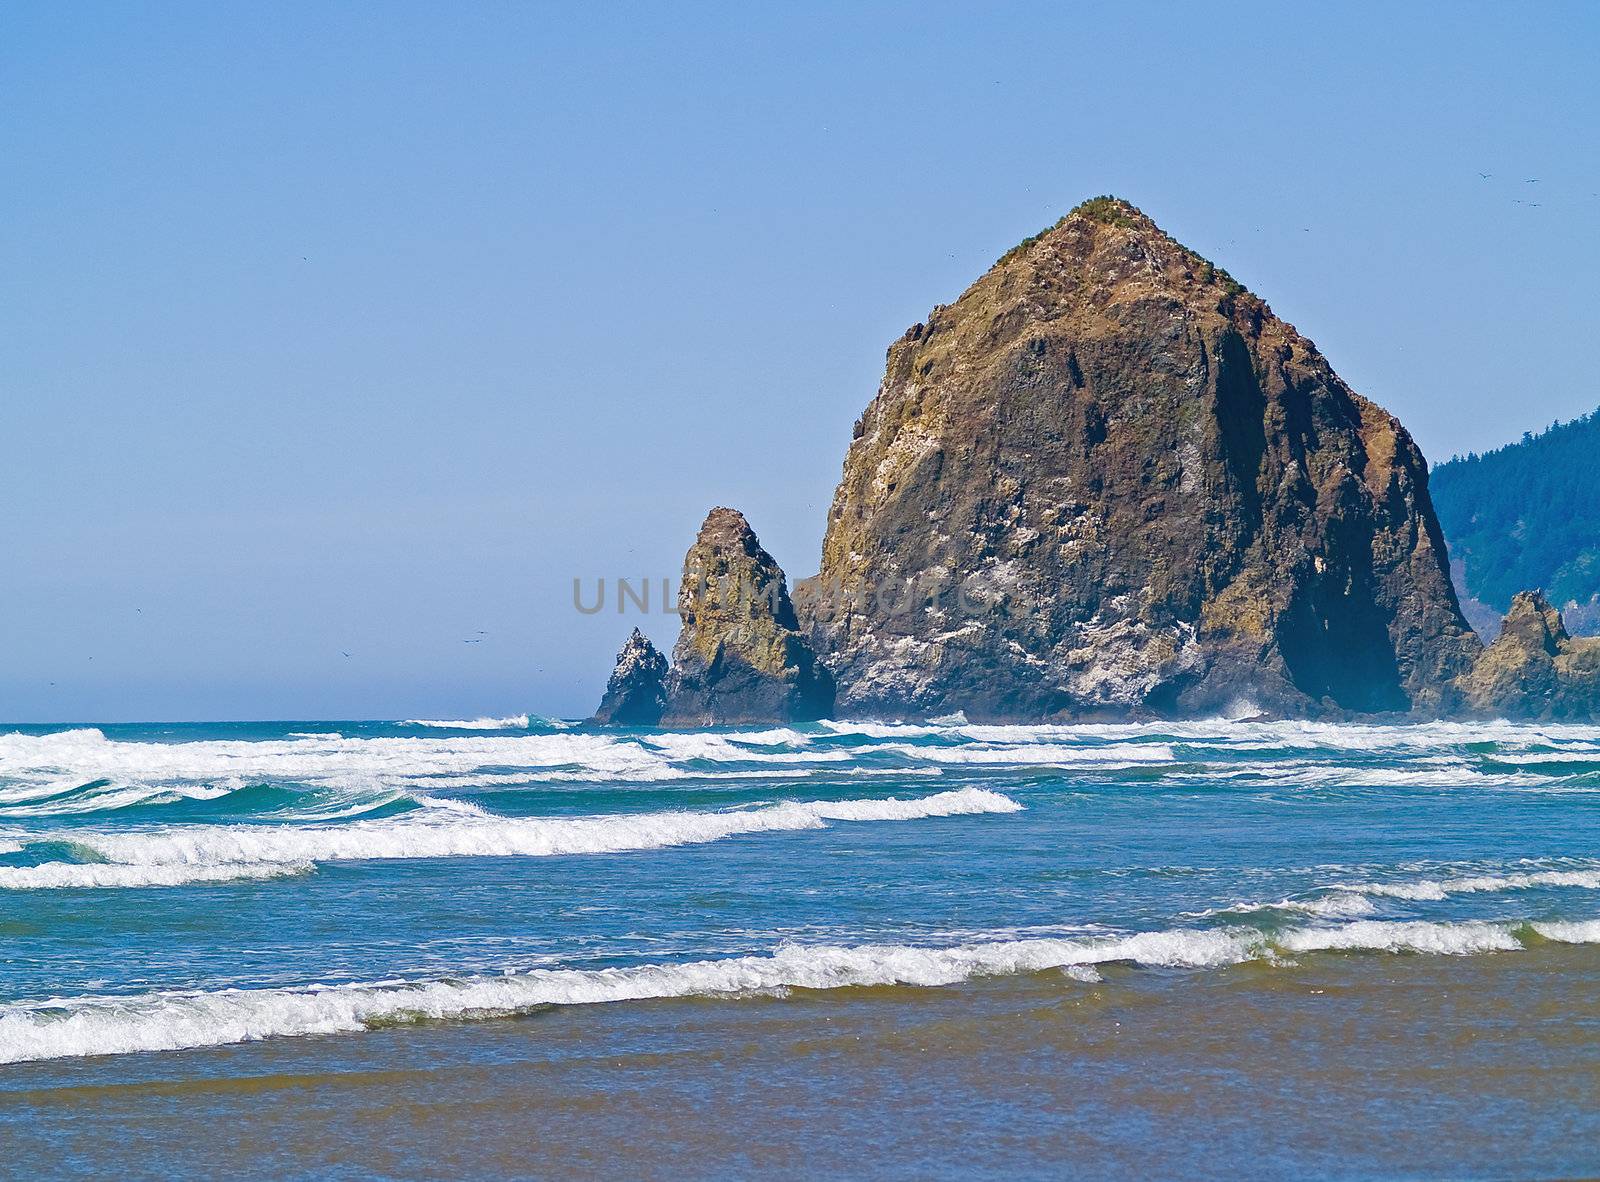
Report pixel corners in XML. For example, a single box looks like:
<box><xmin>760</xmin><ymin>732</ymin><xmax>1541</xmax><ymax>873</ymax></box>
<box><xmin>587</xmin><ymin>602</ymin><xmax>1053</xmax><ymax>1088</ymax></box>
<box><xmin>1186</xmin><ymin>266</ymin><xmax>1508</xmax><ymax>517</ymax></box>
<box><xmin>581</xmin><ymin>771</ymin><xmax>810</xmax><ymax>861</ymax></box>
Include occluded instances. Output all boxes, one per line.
<box><xmin>5</xmin><ymin>946</ymin><xmax>1598</xmax><ymax>1179</ymax></box>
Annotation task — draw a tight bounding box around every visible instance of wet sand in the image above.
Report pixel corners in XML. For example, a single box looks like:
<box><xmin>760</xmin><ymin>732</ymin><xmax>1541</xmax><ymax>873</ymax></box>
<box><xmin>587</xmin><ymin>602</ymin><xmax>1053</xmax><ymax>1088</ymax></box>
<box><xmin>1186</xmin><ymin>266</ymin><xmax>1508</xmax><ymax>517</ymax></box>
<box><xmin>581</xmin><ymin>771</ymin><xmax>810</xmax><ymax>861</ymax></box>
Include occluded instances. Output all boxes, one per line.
<box><xmin>6</xmin><ymin>944</ymin><xmax>1599</xmax><ymax>1179</ymax></box>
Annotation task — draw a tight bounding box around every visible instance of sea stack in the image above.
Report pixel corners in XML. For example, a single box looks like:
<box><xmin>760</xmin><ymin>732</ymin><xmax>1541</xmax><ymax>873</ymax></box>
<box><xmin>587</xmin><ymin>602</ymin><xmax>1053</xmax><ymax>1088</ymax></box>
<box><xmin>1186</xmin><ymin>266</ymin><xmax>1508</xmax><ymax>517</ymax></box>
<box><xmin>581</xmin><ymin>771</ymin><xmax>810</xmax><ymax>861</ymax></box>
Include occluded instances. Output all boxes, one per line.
<box><xmin>797</xmin><ymin>197</ymin><xmax>1483</xmax><ymax>721</ymax></box>
<box><xmin>659</xmin><ymin>507</ymin><xmax>834</xmax><ymax>726</ymax></box>
<box><xmin>591</xmin><ymin>628</ymin><xmax>669</xmax><ymax>725</ymax></box>
<box><xmin>1454</xmin><ymin>591</ymin><xmax>1600</xmax><ymax>720</ymax></box>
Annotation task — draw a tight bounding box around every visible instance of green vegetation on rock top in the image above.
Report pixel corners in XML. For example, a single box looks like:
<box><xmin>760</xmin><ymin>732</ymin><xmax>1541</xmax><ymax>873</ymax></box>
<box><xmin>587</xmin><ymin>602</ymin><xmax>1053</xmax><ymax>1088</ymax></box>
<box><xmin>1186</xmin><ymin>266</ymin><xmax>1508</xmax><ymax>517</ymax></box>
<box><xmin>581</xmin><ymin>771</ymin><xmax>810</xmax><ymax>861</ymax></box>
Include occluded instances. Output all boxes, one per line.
<box><xmin>1071</xmin><ymin>195</ymin><xmax>1142</xmax><ymax>226</ymax></box>
<box><xmin>994</xmin><ymin>196</ymin><xmax>1142</xmax><ymax>266</ymax></box>
<box><xmin>993</xmin><ymin>196</ymin><xmax>1244</xmax><ymax>299</ymax></box>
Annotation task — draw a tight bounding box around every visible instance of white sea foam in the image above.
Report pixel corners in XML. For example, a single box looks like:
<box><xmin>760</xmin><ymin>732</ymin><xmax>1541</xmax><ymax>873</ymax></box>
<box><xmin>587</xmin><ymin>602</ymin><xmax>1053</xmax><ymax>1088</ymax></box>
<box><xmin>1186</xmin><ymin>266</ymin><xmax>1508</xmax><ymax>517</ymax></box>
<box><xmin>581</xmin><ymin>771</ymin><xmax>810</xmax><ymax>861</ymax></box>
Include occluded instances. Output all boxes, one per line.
<box><xmin>819</xmin><ymin>721</ymin><xmax>946</xmax><ymax>739</ymax></box>
<box><xmin>7</xmin><ymin>718</ymin><xmax>1600</xmax><ymax>821</ymax></box>
<box><xmin>0</xmin><ymin>929</ymin><xmax>1246</xmax><ymax>1064</ymax></box>
<box><xmin>880</xmin><ymin>741</ymin><xmax>1176</xmax><ymax>766</ymax></box>
<box><xmin>0</xmin><ymin>729</ymin><xmax>670</xmax><ymax>799</ymax></box>
<box><xmin>1341</xmin><ymin>880</ymin><xmax>1451</xmax><ymax>901</ymax></box>
<box><xmin>1056</xmin><ymin>718</ymin><xmax>1595</xmax><ymax>753</ymax></box>
<box><xmin>1482</xmin><ymin>749</ymin><xmax>1600</xmax><ymax>764</ymax></box>
<box><xmin>1276</xmin><ymin>920</ymin><xmax>1523</xmax><ymax>955</ymax></box>
<box><xmin>0</xmin><ymin>861</ymin><xmax>311</xmax><ymax>890</ymax></box>
<box><xmin>720</xmin><ymin>728</ymin><xmax>817</xmax><ymax>746</ymax></box>
<box><xmin>1529</xmin><ymin>919</ymin><xmax>1600</xmax><ymax>943</ymax></box>
<box><xmin>5</xmin><ymin>915</ymin><xmax>1584</xmax><ymax>1065</ymax></box>
<box><xmin>1192</xmin><ymin>893</ymin><xmax>1379</xmax><ymax>920</ymax></box>
<box><xmin>402</xmin><ymin>715</ymin><xmax>531</xmax><ymax>730</ymax></box>
<box><xmin>0</xmin><ymin>788</ymin><xmax>1022</xmax><ymax>888</ymax></box>
<box><xmin>0</xmin><ymin>728</ymin><xmax>869</xmax><ymax>811</ymax></box>
<box><xmin>640</xmin><ymin>733</ymin><xmax>852</xmax><ymax>764</ymax></box>
<box><xmin>1342</xmin><ymin>868</ymin><xmax>1600</xmax><ymax>901</ymax></box>
<box><xmin>0</xmin><ymin>781</ymin><xmax>238</xmax><ymax>818</ymax></box>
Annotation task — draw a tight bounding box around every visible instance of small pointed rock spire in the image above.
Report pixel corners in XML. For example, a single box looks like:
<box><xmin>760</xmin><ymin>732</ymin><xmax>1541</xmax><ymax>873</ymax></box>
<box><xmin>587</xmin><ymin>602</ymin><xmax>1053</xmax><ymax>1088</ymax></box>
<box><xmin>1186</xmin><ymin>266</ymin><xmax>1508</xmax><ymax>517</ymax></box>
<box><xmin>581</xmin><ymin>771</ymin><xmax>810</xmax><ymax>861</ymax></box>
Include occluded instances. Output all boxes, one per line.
<box><xmin>591</xmin><ymin>628</ymin><xmax>669</xmax><ymax>726</ymax></box>
<box><xmin>660</xmin><ymin>507</ymin><xmax>834</xmax><ymax>726</ymax></box>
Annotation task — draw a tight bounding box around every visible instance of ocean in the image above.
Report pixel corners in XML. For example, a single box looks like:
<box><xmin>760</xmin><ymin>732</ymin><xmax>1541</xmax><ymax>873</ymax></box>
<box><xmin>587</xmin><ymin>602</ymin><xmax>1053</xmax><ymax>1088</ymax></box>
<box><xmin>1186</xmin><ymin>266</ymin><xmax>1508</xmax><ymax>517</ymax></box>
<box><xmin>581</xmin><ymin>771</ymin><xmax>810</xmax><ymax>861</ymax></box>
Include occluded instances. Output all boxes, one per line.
<box><xmin>2</xmin><ymin>716</ymin><xmax>1599</xmax><ymax>1178</ymax></box>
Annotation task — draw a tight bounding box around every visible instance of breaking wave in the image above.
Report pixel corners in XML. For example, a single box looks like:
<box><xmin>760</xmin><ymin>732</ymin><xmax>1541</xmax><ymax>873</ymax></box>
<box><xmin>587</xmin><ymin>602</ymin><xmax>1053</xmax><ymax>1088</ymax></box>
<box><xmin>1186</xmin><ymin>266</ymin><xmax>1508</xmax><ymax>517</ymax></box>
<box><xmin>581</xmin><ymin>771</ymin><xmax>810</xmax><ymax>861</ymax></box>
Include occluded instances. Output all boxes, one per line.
<box><xmin>1189</xmin><ymin>893</ymin><xmax>1380</xmax><ymax>920</ymax></box>
<box><xmin>401</xmin><ymin>715</ymin><xmax>532</xmax><ymax>730</ymax></box>
<box><xmin>0</xmin><ymin>788</ymin><xmax>1022</xmax><ymax>889</ymax></box>
<box><xmin>4</xmin><ymin>916</ymin><xmax>1593</xmax><ymax>1065</ymax></box>
<box><xmin>1276</xmin><ymin>919</ymin><xmax>1524</xmax><ymax>955</ymax></box>
<box><xmin>0</xmin><ymin>930</ymin><xmax>1255</xmax><ymax>1064</ymax></box>
<box><xmin>1339</xmin><ymin>865</ymin><xmax>1600</xmax><ymax>901</ymax></box>
<box><xmin>0</xmin><ymin>861</ymin><xmax>311</xmax><ymax>890</ymax></box>
<box><xmin>8</xmin><ymin>716</ymin><xmax>1600</xmax><ymax>825</ymax></box>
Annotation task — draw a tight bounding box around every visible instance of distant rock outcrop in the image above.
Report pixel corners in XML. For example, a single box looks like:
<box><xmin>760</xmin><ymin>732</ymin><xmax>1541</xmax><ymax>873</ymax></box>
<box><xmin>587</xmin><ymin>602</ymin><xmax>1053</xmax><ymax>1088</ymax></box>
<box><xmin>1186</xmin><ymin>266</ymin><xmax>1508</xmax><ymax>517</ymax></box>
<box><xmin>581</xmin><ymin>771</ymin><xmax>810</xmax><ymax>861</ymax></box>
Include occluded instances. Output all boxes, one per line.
<box><xmin>797</xmin><ymin>197</ymin><xmax>1483</xmax><ymax>721</ymax></box>
<box><xmin>591</xmin><ymin>628</ymin><xmax>669</xmax><ymax>725</ymax></box>
<box><xmin>1454</xmin><ymin>591</ymin><xmax>1600</xmax><ymax>720</ymax></box>
<box><xmin>658</xmin><ymin>508</ymin><xmax>834</xmax><ymax>726</ymax></box>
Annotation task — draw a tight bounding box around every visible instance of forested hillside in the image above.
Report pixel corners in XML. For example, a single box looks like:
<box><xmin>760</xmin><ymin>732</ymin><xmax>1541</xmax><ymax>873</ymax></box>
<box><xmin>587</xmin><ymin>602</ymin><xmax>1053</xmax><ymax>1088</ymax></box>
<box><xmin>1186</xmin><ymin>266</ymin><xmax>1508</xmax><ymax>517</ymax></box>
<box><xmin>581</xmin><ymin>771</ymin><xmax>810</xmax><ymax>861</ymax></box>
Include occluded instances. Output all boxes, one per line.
<box><xmin>1431</xmin><ymin>409</ymin><xmax>1600</xmax><ymax>635</ymax></box>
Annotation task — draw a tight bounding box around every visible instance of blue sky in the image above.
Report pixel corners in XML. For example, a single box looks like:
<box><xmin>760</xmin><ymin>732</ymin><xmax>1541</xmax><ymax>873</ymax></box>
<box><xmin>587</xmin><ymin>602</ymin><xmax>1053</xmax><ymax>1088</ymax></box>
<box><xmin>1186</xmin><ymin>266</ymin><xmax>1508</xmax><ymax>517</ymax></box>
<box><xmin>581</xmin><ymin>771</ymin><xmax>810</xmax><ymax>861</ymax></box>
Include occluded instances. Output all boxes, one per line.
<box><xmin>3</xmin><ymin>1</ymin><xmax>1598</xmax><ymax>721</ymax></box>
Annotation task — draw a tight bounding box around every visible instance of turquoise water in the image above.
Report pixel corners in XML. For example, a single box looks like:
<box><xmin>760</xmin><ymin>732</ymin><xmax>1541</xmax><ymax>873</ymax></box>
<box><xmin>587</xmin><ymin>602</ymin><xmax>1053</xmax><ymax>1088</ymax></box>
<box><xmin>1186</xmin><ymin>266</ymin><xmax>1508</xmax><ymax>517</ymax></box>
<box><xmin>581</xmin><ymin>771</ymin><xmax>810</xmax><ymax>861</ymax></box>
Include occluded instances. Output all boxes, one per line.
<box><xmin>3</xmin><ymin>717</ymin><xmax>1600</xmax><ymax>1176</ymax></box>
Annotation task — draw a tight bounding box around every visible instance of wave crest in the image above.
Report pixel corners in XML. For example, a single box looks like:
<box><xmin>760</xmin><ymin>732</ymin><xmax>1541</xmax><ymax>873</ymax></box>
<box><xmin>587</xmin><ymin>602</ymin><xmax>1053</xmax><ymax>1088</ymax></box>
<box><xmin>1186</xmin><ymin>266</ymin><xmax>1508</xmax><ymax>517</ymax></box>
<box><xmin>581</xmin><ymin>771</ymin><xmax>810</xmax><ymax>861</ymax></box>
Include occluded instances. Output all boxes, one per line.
<box><xmin>1</xmin><ymin>788</ymin><xmax>1022</xmax><ymax>889</ymax></box>
<box><xmin>6</xmin><ymin>916</ymin><xmax>1592</xmax><ymax>1064</ymax></box>
<box><xmin>401</xmin><ymin>715</ymin><xmax>532</xmax><ymax>730</ymax></box>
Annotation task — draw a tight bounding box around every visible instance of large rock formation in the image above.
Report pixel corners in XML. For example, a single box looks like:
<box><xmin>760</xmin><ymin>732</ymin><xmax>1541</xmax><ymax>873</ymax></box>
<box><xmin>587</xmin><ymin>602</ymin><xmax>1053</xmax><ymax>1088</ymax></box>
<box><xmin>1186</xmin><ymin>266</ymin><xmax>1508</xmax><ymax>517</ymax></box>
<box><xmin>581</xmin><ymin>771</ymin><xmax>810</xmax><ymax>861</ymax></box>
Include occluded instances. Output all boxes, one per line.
<box><xmin>797</xmin><ymin>197</ymin><xmax>1484</xmax><ymax>721</ymax></box>
<box><xmin>591</xmin><ymin>628</ymin><xmax>669</xmax><ymax>725</ymax></box>
<box><xmin>1454</xmin><ymin>592</ymin><xmax>1600</xmax><ymax>720</ymax></box>
<box><xmin>657</xmin><ymin>508</ymin><xmax>834</xmax><ymax>726</ymax></box>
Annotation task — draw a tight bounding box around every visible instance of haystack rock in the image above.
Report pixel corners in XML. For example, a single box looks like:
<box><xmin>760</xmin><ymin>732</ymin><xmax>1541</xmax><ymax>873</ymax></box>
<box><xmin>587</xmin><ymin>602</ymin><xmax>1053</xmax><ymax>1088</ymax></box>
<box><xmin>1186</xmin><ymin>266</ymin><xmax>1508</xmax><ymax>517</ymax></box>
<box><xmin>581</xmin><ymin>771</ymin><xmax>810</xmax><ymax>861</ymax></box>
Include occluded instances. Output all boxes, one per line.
<box><xmin>796</xmin><ymin>196</ymin><xmax>1484</xmax><ymax>721</ymax></box>
<box><xmin>1454</xmin><ymin>591</ymin><xmax>1600</xmax><ymax>720</ymax></box>
<box><xmin>659</xmin><ymin>507</ymin><xmax>834</xmax><ymax>726</ymax></box>
<box><xmin>591</xmin><ymin>628</ymin><xmax>669</xmax><ymax>725</ymax></box>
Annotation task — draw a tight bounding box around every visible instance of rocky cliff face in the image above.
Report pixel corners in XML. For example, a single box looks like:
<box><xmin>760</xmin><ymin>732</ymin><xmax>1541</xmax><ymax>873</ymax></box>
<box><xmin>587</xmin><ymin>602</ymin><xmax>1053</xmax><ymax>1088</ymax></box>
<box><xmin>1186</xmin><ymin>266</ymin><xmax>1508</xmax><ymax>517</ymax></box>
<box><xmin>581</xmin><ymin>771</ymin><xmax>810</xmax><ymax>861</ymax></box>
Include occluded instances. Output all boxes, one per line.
<box><xmin>798</xmin><ymin>197</ymin><xmax>1483</xmax><ymax>721</ymax></box>
<box><xmin>659</xmin><ymin>508</ymin><xmax>834</xmax><ymax>726</ymax></box>
<box><xmin>591</xmin><ymin>628</ymin><xmax>669</xmax><ymax>725</ymax></box>
<box><xmin>1454</xmin><ymin>591</ymin><xmax>1600</xmax><ymax>720</ymax></box>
